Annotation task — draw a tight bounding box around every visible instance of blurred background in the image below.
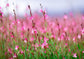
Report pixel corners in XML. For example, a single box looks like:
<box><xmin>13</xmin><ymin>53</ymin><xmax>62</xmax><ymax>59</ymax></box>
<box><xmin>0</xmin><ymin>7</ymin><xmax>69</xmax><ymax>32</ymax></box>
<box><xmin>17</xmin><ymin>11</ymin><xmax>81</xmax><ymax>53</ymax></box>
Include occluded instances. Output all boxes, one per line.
<box><xmin>0</xmin><ymin>0</ymin><xmax>84</xmax><ymax>16</ymax></box>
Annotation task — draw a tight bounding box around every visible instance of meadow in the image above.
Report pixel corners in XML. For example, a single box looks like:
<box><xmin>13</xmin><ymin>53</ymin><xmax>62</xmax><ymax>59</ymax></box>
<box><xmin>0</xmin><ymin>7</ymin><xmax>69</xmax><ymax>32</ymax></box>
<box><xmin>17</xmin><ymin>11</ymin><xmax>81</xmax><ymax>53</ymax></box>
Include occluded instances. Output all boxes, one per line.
<box><xmin>0</xmin><ymin>5</ymin><xmax>84</xmax><ymax>59</ymax></box>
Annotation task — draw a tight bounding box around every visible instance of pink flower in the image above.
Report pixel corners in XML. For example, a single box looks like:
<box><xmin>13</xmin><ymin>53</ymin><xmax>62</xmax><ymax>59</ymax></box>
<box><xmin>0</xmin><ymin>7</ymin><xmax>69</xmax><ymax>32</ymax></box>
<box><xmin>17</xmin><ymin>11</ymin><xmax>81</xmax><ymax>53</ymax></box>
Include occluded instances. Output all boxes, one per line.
<box><xmin>0</xmin><ymin>6</ymin><xmax>1</xmax><ymax>9</ymax></box>
<box><xmin>9</xmin><ymin>57</ymin><xmax>13</xmax><ymax>59</ymax></box>
<box><xmin>65</xmin><ymin>43</ymin><xmax>68</xmax><ymax>46</ymax></box>
<box><xmin>64</xmin><ymin>15</ymin><xmax>68</xmax><ymax>19</ymax></box>
<box><xmin>81</xmin><ymin>28</ymin><xmax>84</xmax><ymax>35</ymax></box>
<box><xmin>82</xmin><ymin>51</ymin><xmax>84</xmax><ymax>53</ymax></box>
<box><xmin>68</xmin><ymin>49</ymin><xmax>71</xmax><ymax>52</ymax></box>
<box><xmin>64</xmin><ymin>27</ymin><xmax>68</xmax><ymax>32</ymax></box>
<box><xmin>44</xmin><ymin>51</ymin><xmax>46</xmax><ymax>53</ymax></box>
<box><xmin>82</xmin><ymin>15</ymin><xmax>84</xmax><ymax>20</ymax></box>
<box><xmin>58</xmin><ymin>37</ymin><xmax>61</xmax><ymax>41</ymax></box>
<box><xmin>20</xmin><ymin>50</ymin><xmax>24</xmax><ymax>54</ymax></box>
<box><xmin>35</xmin><ymin>43</ymin><xmax>39</xmax><ymax>48</ymax></box>
<box><xmin>41</xmin><ymin>43</ymin><xmax>45</xmax><ymax>48</ymax></box>
<box><xmin>73</xmin><ymin>37</ymin><xmax>76</xmax><ymax>42</ymax></box>
<box><xmin>73</xmin><ymin>53</ymin><xmax>77</xmax><ymax>58</ymax></box>
<box><xmin>8</xmin><ymin>48</ymin><xmax>12</xmax><ymax>54</ymax></box>
<box><xmin>30</xmin><ymin>37</ymin><xmax>34</xmax><ymax>42</ymax></box>
<box><xmin>40</xmin><ymin>9</ymin><xmax>43</xmax><ymax>13</ymax></box>
<box><xmin>6</xmin><ymin>3</ymin><xmax>9</xmax><ymax>7</ymax></box>
<box><xmin>51</xmin><ymin>35</ymin><xmax>55</xmax><ymax>39</ymax></box>
<box><xmin>13</xmin><ymin>53</ymin><xmax>17</xmax><ymax>58</ymax></box>
<box><xmin>24</xmin><ymin>38</ymin><xmax>27</xmax><ymax>43</ymax></box>
<box><xmin>15</xmin><ymin>45</ymin><xmax>19</xmax><ymax>50</ymax></box>
<box><xmin>78</xmin><ymin>35</ymin><xmax>81</xmax><ymax>39</ymax></box>
<box><xmin>17</xmin><ymin>20</ymin><xmax>20</xmax><ymax>24</ymax></box>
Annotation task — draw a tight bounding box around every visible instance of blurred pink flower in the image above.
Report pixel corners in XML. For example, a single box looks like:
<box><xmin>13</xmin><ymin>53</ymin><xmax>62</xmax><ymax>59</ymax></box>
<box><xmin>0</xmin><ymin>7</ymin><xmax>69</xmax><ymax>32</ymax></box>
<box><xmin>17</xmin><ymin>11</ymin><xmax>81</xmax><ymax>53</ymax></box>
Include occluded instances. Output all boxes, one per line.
<box><xmin>0</xmin><ymin>6</ymin><xmax>1</xmax><ymax>9</ymax></box>
<box><xmin>58</xmin><ymin>37</ymin><xmax>61</xmax><ymax>41</ymax></box>
<box><xmin>15</xmin><ymin>45</ymin><xmax>19</xmax><ymax>50</ymax></box>
<box><xmin>20</xmin><ymin>50</ymin><xmax>24</xmax><ymax>54</ymax></box>
<box><xmin>40</xmin><ymin>9</ymin><xmax>43</xmax><ymax>13</ymax></box>
<box><xmin>24</xmin><ymin>38</ymin><xmax>27</xmax><ymax>43</ymax></box>
<box><xmin>41</xmin><ymin>43</ymin><xmax>45</xmax><ymax>48</ymax></box>
<box><xmin>64</xmin><ymin>15</ymin><xmax>68</xmax><ymax>19</ymax></box>
<box><xmin>73</xmin><ymin>53</ymin><xmax>77</xmax><ymax>58</ymax></box>
<box><xmin>44</xmin><ymin>51</ymin><xmax>46</xmax><ymax>53</ymax></box>
<box><xmin>30</xmin><ymin>37</ymin><xmax>34</xmax><ymax>41</ymax></box>
<box><xmin>6</xmin><ymin>3</ymin><xmax>9</xmax><ymax>7</ymax></box>
<box><xmin>8</xmin><ymin>48</ymin><xmax>12</xmax><ymax>54</ymax></box>
<box><xmin>73</xmin><ymin>37</ymin><xmax>76</xmax><ymax>42</ymax></box>
<box><xmin>64</xmin><ymin>27</ymin><xmax>68</xmax><ymax>32</ymax></box>
<box><xmin>65</xmin><ymin>43</ymin><xmax>68</xmax><ymax>46</ymax></box>
<box><xmin>82</xmin><ymin>51</ymin><xmax>84</xmax><ymax>53</ymax></box>
<box><xmin>13</xmin><ymin>53</ymin><xmax>17</xmax><ymax>58</ymax></box>
<box><xmin>81</xmin><ymin>28</ymin><xmax>84</xmax><ymax>35</ymax></box>
<box><xmin>78</xmin><ymin>35</ymin><xmax>81</xmax><ymax>39</ymax></box>
<box><xmin>68</xmin><ymin>49</ymin><xmax>71</xmax><ymax>52</ymax></box>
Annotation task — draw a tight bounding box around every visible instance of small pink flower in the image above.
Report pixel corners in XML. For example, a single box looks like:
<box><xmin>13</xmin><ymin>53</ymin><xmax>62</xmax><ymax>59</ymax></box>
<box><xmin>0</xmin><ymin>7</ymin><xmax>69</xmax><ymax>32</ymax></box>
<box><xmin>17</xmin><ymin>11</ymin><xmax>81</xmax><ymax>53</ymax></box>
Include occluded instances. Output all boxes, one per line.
<box><xmin>0</xmin><ymin>6</ymin><xmax>1</xmax><ymax>9</ymax></box>
<box><xmin>73</xmin><ymin>53</ymin><xmax>77</xmax><ymax>58</ymax></box>
<box><xmin>20</xmin><ymin>50</ymin><xmax>24</xmax><ymax>54</ymax></box>
<box><xmin>81</xmin><ymin>28</ymin><xmax>84</xmax><ymax>35</ymax></box>
<box><xmin>68</xmin><ymin>49</ymin><xmax>71</xmax><ymax>52</ymax></box>
<box><xmin>13</xmin><ymin>53</ymin><xmax>17</xmax><ymax>58</ymax></box>
<box><xmin>15</xmin><ymin>45</ymin><xmax>19</xmax><ymax>50</ymax></box>
<box><xmin>73</xmin><ymin>37</ymin><xmax>76</xmax><ymax>42</ymax></box>
<box><xmin>8</xmin><ymin>48</ymin><xmax>12</xmax><ymax>54</ymax></box>
<box><xmin>78</xmin><ymin>35</ymin><xmax>81</xmax><ymax>39</ymax></box>
<box><xmin>30</xmin><ymin>37</ymin><xmax>34</xmax><ymax>41</ymax></box>
<box><xmin>41</xmin><ymin>43</ymin><xmax>45</xmax><ymax>48</ymax></box>
<box><xmin>64</xmin><ymin>27</ymin><xmax>68</xmax><ymax>32</ymax></box>
<box><xmin>9</xmin><ymin>57</ymin><xmax>13</xmax><ymax>59</ymax></box>
<box><xmin>24</xmin><ymin>38</ymin><xmax>27</xmax><ymax>43</ymax></box>
<box><xmin>24</xmin><ymin>40</ymin><xmax>27</xmax><ymax>43</ymax></box>
<box><xmin>82</xmin><ymin>15</ymin><xmax>84</xmax><ymax>20</ymax></box>
<box><xmin>5</xmin><ymin>52</ymin><xmax>7</xmax><ymax>55</ymax></box>
<box><xmin>17</xmin><ymin>20</ymin><xmax>20</xmax><ymax>24</ymax></box>
<box><xmin>58</xmin><ymin>37</ymin><xmax>61</xmax><ymax>41</ymax></box>
<box><xmin>44</xmin><ymin>51</ymin><xmax>46</xmax><ymax>53</ymax></box>
<box><xmin>6</xmin><ymin>3</ymin><xmax>9</xmax><ymax>7</ymax></box>
<box><xmin>82</xmin><ymin>51</ymin><xmax>84</xmax><ymax>53</ymax></box>
<box><xmin>51</xmin><ymin>35</ymin><xmax>55</xmax><ymax>39</ymax></box>
<box><xmin>65</xmin><ymin>43</ymin><xmax>68</xmax><ymax>46</ymax></box>
<box><xmin>40</xmin><ymin>9</ymin><xmax>43</xmax><ymax>13</ymax></box>
<box><xmin>35</xmin><ymin>43</ymin><xmax>39</xmax><ymax>48</ymax></box>
<box><xmin>64</xmin><ymin>15</ymin><xmax>68</xmax><ymax>19</ymax></box>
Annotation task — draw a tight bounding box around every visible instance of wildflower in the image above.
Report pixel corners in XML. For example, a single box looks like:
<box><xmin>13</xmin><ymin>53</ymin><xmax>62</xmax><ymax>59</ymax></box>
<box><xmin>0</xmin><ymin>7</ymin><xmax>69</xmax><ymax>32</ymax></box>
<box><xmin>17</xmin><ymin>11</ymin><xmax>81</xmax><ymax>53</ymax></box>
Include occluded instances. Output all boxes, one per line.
<box><xmin>30</xmin><ymin>37</ymin><xmax>34</xmax><ymax>42</ymax></box>
<box><xmin>20</xmin><ymin>50</ymin><xmax>24</xmax><ymax>54</ymax></box>
<box><xmin>73</xmin><ymin>53</ymin><xmax>77</xmax><ymax>58</ymax></box>
<box><xmin>13</xmin><ymin>53</ymin><xmax>17</xmax><ymax>58</ymax></box>
<box><xmin>81</xmin><ymin>28</ymin><xmax>84</xmax><ymax>35</ymax></box>
<box><xmin>0</xmin><ymin>6</ymin><xmax>1</xmax><ymax>9</ymax></box>
<box><xmin>64</xmin><ymin>27</ymin><xmax>68</xmax><ymax>32</ymax></box>
<box><xmin>73</xmin><ymin>37</ymin><xmax>76</xmax><ymax>42</ymax></box>
<box><xmin>24</xmin><ymin>38</ymin><xmax>27</xmax><ymax>43</ymax></box>
<box><xmin>15</xmin><ymin>45</ymin><xmax>19</xmax><ymax>50</ymax></box>
<box><xmin>65</xmin><ymin>43</ymin><xmax>68</xmax><ymax>46</ymax></box>
<box><xmin>82</xmin><ymin>51</ymin><xmax>84</xmax><ymax>53</ymax></box>
<box><xmin>78</xmin><ymin>35</ymin><xmax>81</xmax><ymax>39</ymax></box>
<box><xmin>17</xmin><ymin>19</ymin><xmax>20</xmax><ymax>24</ymax></box>
<box><xmin>8</xmin><ymin>48</ymin><xmax>12</xmax><ymax>54</ymax></box>
<box><xmin>64</xmin><ymin>14</ymin><xmax>68</xmax><ymax>19</ymax></box>
<box><xmin>6</xmin><ymin>3</ymin><xmax>9</xmax><ymax>7</ymax></box>
<box><xmin>58</xmin><ymin>37</ymin><xmax>61</xmax><ymax>41</ymax></box>
<box><xmin>68</xmin><ymin>49</ymin><xmax>71</xmax><ymax>52</ymax></box>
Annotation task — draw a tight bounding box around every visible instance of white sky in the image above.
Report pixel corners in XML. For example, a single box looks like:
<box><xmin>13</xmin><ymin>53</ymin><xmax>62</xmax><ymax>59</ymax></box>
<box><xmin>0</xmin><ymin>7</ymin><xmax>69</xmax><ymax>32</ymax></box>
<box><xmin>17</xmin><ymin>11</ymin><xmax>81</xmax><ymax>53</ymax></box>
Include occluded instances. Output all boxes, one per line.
<box><xmin>0</xmin><ymin>0</ymin><xmax>84</xmax><ymax>15</ymax></box>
